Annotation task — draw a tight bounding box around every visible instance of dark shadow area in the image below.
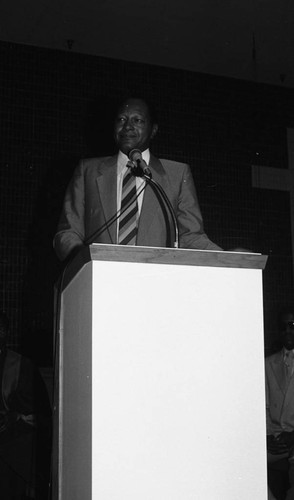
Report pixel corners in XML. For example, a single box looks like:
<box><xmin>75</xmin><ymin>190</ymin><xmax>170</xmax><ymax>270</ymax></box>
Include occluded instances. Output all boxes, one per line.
<box><xmin>82</xmin><ymin>96</ymin><xmax>119</xmax><ymax>157</ymax></box>
<box><xmin>21</xmin><ymin>155</ymin><xmax>79</xmax><ymax>367</ymax></box>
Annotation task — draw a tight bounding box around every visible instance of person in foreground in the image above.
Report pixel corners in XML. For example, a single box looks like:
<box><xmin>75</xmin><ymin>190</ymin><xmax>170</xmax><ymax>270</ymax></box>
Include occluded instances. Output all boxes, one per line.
<box><xmin>0</xmin><ymin>311</ymin><xmax>52</xmax><ymax>499</ymax></box>
<box><xmin>54</xmin><ymin>97</ymin><xmax>221</xmax><ymax>261</ymax></box>
<box><xmin>266</xmin><ymin>309</ymin><xmax>294</xmax><ymax>500</ymax></box>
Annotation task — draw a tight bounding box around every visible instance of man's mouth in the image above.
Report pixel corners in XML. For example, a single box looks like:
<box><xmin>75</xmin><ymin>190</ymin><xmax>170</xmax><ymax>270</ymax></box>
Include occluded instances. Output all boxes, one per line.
<box><xmin>120</xmin><ymin>133</ymin><xmax>136</xmax><ymax>139</ymax></box>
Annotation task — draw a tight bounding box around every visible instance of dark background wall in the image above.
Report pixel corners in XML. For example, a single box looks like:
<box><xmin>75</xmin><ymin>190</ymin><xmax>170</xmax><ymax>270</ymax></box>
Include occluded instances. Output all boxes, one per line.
<box><xmin>0</xmin><ymin>40</ymin><xmax>293</xmax><ymax>366</ymax></box>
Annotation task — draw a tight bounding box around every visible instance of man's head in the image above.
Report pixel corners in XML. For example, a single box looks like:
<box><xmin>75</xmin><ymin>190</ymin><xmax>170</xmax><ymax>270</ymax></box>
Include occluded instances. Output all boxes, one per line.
<box><xmin>114</xmin><ymin>98</ymin><xmax>158</xmax><ymax>155</ymax></box>
<box><xmin>0</xmin><ymin>312</ymin><xmax>9</xmax><ymax>350</ymax></box>
<box><xmin>279</xmin><ymin>309</ymin><xmax>294</xmax><ymax>351</ymax></box>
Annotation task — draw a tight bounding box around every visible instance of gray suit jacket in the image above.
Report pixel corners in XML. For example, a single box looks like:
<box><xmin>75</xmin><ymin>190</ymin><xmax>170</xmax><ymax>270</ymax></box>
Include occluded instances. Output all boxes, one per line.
<box><xmin>265</xmin><ymin>350</ymin><xmax>294</xmax><ymax>435</ymax></box>
<box><xmin>53</xmin><ymin>154</ymin><xmax>221</xmax><ymax>260</ymax></box>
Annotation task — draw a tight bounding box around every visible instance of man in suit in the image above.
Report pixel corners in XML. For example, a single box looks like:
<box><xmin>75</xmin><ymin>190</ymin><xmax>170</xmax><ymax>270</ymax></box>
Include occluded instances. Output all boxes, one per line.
<box><xmin>266</xmin><ymin>309</ymin><xmax>294</xmax><ymax>500</ymax></box>
<box><xmin>54</xmin><ymin>97</ymin><xmax>221</xmax><ymax>261</ymax></box>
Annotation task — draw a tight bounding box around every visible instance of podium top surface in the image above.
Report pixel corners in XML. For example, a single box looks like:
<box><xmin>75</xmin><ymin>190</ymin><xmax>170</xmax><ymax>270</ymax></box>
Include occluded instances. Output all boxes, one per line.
<box><xmin>61</xmin><ymin>244</ymin><xmax>267</xmax><ymax>290</ymax></box>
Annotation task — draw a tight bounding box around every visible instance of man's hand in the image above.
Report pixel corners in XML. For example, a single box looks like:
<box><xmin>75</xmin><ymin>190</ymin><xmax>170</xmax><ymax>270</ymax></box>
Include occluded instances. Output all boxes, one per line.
<box><xmin>278</xmin><ymin>431</ymin><xmax>294</xmax><ymax>451</ymax></box>
<box><xmin>267</xmin><ymin>433</ymin><xmax>294</xmax><ymax>455</ymax></box>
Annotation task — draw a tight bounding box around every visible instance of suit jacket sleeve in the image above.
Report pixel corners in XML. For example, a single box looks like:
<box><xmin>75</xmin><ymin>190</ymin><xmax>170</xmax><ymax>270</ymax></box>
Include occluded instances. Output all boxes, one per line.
<box><xmin>176</xmin><ymin>163</ymin><xmax>221</xmax><ymax>251</ymax></box>
<box><xmin>265</xmin><ymin>358</ymin><xmax>274</xmax><ymax>434</ymax></box>
<box><xmin>264</xmin><ymin>353</ymin><xmax>294</xmax><ymax>435</ymax></box>
<box><xmin>53</xmin><ymin>160</ymin><xmax>86</xmax><ymax>261</ymax></box>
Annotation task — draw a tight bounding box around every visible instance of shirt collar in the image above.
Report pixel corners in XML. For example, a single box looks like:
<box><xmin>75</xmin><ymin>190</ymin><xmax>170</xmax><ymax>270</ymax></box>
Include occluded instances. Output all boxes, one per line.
<box><xmin>117</xmin><ymin>149</ymin><xmax>150</xmax><ymax>175</ymax></box>
<box><xmin>283</xmin><ymin>347</ymin><xmax>294</xmax><ymax>358</ymax></box>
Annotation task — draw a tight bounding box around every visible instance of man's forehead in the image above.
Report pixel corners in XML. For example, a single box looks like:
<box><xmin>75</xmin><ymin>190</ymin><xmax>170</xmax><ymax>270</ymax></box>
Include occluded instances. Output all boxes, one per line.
<box><xmin>118</xmin><ymin>99</ymin><xmax>149</xmax><ymax>115</ymax></box>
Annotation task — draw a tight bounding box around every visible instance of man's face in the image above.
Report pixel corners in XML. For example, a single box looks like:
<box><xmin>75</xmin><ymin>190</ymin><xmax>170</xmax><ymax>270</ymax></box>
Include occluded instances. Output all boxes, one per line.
<box><xmin>114</xmin><ymin>99</ymin><xmax>158</xmax><ymax>155</ymax></box>
<box><xmin>280</xmin><ymin>312</ymin><xmax>294</xmax><ymax>350</ymax></box>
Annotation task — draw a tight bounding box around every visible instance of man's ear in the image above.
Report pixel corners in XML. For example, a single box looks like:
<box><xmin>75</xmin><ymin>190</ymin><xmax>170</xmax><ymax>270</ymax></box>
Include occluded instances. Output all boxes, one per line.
<box><xmin>151</xmin><ymin>124</ymin><xmax>158</xmax><ymax>140</ymax></box>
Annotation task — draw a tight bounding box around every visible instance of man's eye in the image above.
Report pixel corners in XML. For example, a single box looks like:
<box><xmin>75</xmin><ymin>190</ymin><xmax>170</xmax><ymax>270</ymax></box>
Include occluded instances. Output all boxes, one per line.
<box><xmin>134</xmin><ymin>118</ymin><xmax>144</xmax><ymax>124</ymax></box>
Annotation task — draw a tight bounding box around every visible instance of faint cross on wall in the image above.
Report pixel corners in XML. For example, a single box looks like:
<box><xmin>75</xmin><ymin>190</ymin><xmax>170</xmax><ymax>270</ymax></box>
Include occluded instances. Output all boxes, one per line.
<box><xmin>251</xmin><ymin>128</ymin><xmax>294</xmax><ymax>274</ymax></box>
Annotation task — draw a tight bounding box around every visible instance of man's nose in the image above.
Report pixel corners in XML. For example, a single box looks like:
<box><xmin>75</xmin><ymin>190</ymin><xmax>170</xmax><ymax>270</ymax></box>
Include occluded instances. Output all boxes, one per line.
<box><xmin>123</xmin><ymin>118</ymin><xmax>134</xmax><ymax>130</ymax></box>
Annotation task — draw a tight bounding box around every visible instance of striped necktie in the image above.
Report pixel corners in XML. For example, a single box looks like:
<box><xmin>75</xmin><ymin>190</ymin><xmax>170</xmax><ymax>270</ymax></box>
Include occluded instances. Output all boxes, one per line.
<box><xmin>118</xmin><ymin>168</ymin><xmax>138</xmax><ymax>245</ymax></box>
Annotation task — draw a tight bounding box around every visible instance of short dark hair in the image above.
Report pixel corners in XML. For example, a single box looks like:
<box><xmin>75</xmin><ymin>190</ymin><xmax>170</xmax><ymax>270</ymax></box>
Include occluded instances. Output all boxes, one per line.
<box><xmin>115</xmin><ymin>96</ymin><xmax>159</xmax><ymax>125</ymax></box>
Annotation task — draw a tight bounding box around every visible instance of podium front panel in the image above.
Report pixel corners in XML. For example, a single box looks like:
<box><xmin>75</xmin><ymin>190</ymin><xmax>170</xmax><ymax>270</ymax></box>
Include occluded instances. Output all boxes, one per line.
<box><xmin>58</xmin><ymin>254</ymin><xmax>267</xmax><ymax>500</ymax></box>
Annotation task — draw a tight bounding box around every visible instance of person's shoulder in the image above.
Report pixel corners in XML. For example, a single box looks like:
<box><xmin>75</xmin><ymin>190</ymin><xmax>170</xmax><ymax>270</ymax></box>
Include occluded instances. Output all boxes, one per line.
<box><xmin>80</xmin><ymin>155</ymin><xmax>115</xmax><ymax>168</ymax></box>
<box><xmin>159</xmin><ymin>158</ymin><xmax>189</xmax><ymax>170</ymax></box>
<box><xmin>158</xmin><ymin>158</ymin><xmax>191</xmax><ymax>180</ymax></box>
<box><xmin>74</xmin><ymin>155</ymin><xmax>117</xmax><ymax>177</ymax></box>
<box><xmin>6</xmin><ymin>348</ymin><xmax>34</xmax><ymax>366</ymax></box>
<box><xmin>4</xmin><ymin>349</ymin><xmax>35</xmax><ymax>380</ymax></box>
<box><xmin>265</xmin><ymin>349</ymin><xmax>283</xmax><ymax>364</ymax></box>
<box><xmin>5</xmin><ymin>348</ymin><xmax>22</xmax><ymax>363</ymax></box>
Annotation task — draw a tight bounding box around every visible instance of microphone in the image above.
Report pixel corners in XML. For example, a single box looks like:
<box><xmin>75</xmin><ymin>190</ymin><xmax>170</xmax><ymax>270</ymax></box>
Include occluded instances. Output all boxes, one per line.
<box><xmin>128</xmin><ymin>149</ymin><xmax>151</xmax><ymax>176</ymax></box>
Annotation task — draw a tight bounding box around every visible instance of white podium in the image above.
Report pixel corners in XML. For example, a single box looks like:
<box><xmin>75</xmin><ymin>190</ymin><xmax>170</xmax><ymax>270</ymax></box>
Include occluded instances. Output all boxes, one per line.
<box><xmin>53</xmin><ymin>244</ymin><xmax>268</xmax><ymax>500</ymax></box>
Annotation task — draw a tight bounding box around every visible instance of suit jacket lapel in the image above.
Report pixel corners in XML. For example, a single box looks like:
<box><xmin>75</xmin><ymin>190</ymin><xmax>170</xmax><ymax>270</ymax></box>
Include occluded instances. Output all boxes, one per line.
<box><xmin>95</xmin><ymin>156</ymin><xmax>118</xmax><ymax>243</ymax></box>
<box><xmin>137</xmin><ymin>154</ymin><xmax>167</xmax><ymax>243</ymax></box>
<box><xmin>284</xmin><ymin>376</ymin><xmax>294</xmax><ymax>410</ymax></box>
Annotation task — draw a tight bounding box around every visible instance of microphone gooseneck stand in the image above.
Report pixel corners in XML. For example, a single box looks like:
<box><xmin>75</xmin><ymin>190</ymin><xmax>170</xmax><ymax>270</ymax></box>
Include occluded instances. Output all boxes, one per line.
<box><xmin>142</xmin><ymin>170</ymin><xmax>179</xmax><ymax>249</ymax></box>
<box><xmin>128</xmin><ymin>150</ymin><xmax>179</xmax><ymax>248</ymax></box>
